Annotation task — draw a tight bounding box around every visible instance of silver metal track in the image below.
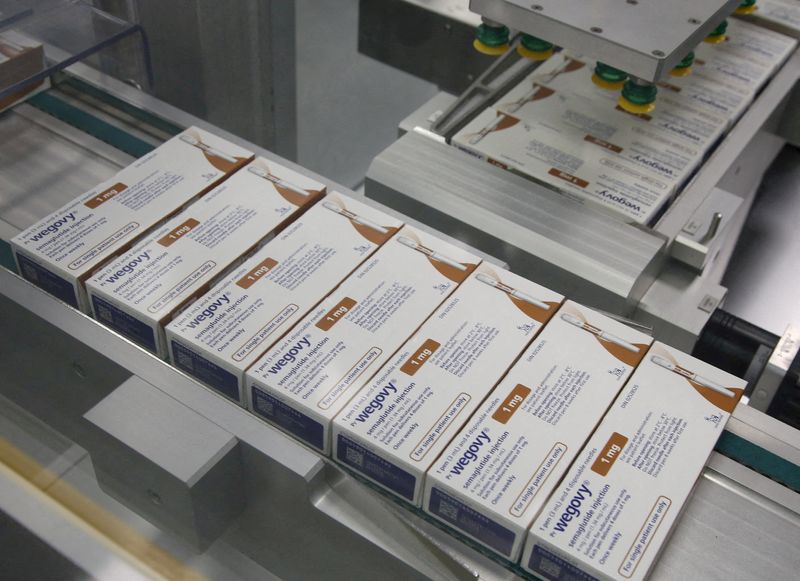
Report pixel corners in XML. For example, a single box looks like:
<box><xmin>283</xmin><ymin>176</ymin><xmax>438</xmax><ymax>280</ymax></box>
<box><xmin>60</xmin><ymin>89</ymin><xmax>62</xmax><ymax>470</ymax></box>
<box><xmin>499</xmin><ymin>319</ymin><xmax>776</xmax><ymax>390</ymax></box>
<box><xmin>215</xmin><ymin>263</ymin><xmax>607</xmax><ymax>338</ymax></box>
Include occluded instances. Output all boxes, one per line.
<box><xmin>0</xmin><ymin>63</ymin><xmax>798</xmax><ymax>579</ymax></box>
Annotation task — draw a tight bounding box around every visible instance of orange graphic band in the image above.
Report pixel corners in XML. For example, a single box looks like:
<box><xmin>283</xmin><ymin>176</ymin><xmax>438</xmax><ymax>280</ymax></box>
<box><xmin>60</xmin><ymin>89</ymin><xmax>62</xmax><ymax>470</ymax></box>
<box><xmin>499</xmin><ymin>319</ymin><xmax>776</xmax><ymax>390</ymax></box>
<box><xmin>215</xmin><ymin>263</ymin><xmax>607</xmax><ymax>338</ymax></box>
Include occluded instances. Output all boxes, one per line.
<box><xmin>316</xmin><ymin>297</ymin><xmax>356</xmax><ymax>331</ymax></box>
<box><xmin>158</xmin><ymin>218</ymin><xmax>199</xmax><ymax>247</ymax></box>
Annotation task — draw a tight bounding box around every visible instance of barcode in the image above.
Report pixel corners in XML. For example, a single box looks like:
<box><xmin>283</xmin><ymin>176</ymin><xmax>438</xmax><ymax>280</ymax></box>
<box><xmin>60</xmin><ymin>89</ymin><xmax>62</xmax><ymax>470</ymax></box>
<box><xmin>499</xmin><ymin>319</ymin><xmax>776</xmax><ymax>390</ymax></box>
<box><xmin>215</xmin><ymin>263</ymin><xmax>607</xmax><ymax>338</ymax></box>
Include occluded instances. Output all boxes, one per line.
<box><xmin>97</xmin><ymin>305</ymin><xmax>113</xmax><ymax>322</ymax></box>
<box><xmin>22</xmin><ymin>264</ymin><xmax>38</xmax><ymax>282</ymax></box>
<box><xmin>346</xmin><ymin>446</ymin><xmax>364</xmax><ymax>468</ymax></box>
<box><xmin>439</xmin><ymin>499</ymin><xmax>460</xmax><ymax>521</ymax></box>
<box><xmin>540</xmin><ymin>556</ymin><xmax>562</xmax><ymax>578</ymax></box>
<box><xmin>176</xmin><ymin>350</ymin><xmax>194</xmax><ymax>371</ymax></box>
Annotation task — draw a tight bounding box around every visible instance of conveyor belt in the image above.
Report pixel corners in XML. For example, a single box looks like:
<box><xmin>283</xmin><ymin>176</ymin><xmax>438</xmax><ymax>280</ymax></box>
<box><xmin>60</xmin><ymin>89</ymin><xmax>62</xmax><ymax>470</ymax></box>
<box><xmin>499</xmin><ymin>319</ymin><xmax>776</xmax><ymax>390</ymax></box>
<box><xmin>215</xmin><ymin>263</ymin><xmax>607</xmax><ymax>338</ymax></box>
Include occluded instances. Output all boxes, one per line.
<box><xmin>1</xmin><ymin>71</ymin><xmax>799</xmax><ymax>580</ymax></box>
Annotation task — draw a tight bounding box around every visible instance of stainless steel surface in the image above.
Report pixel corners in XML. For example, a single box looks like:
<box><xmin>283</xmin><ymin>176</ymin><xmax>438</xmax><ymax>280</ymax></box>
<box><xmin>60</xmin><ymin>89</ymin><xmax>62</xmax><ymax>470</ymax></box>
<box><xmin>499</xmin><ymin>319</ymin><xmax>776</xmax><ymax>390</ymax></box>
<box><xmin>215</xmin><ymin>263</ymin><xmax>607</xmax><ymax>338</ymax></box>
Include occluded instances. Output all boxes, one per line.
<box><xmin>371</xmin><ymin>40</ymin><xmax>799</xmax><ymax>347</ymax></box>
<box><xmin>358</xmin><ymin>0</ymin><xmax>489</xmax><ymax>95</ymax></box>
<box><xmin>86</xmin><ymin>377</ymin><xmax>238</xmax><ymax>487</ymax></box>
<box><xmin>728</xmin><ymin>401</ymin><xmax>800</xmax><ymax>469</ymax></box>
<box><xmin>723</xmin><ymin>145</ymin><xmax>800</xmax><ymax>335</ymax></box>
<box><xmin>655</xmin><ymin>49</ymin><xmax>800</xmax><ymax>241</ymax></box>
<box><xmin>469</xmin><ymin>0</ymin><xmax>742</xmax><ymax>82</ymax></box>
<box><xmin>651</xmin><ymin>452</ymin><xmax>800</xmax><ymax>581</ymax></box>
<box><xmin>430</xmin><ymin>35</ymin><xmax>538</xmax><ymax>138</ymax></box>
<box><xmin>1</xmin><ymin>60</ymin><xmax>799</xmax><ymax>579</ymax></box>
<box><xmin>0</xmin><ymin>463</ymin><xmax>154</xmax><ymax>581</ymax></box>
<box><xmin>86</xmin><ymin>376</ymin><xmax>244</xmax><ymax>549</ymax></box>
<box><xmin>750</xmin><ymin>324</ymin><xmax>800</xmax><ymax>412</ymax></box>
<box><xmin>0</xmin><ymin>103</ymin><xmax>129</xmax><ymax>240</ymax></box>
<box><xmin>672</xmin><ymin>188</ymin><xmax>744</xmax><ymax>270</ymax></box>
<box><xmin>366</xmin><ymin>130</ymin><xmax>667</xmax><ymax>316</ymax></box>
<box><xmin>633</xmin><ymin>258</ymin><xmax>727</xmax><ymax>351</ymax></box>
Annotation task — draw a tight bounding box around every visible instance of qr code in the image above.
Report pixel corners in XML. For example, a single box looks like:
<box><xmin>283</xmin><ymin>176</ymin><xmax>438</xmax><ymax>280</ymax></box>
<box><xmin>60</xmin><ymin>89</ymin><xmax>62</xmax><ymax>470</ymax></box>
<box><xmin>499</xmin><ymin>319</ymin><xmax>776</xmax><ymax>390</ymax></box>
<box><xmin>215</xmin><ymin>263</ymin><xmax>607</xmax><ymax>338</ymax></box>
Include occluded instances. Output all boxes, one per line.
<box><xmin>97</xmin><ymin>304</ymin><xmax>114</xmax><ymax>322</ymax></box>
<box><xmin>175</xmin><ymin>351</ymin><xmax>193</xmax><ymax>372</ymax></box>
<box><xmin>540</xmin><ymin>557</ymin><xmax>562</xmax><ymax>578</ymax></box>
<box><xmin>22</xmin><ymin>264</ymin><xmax>38</xmax><ymax>282</ymax></box>
<box><xmin>345</xmin><ymin>446</ymin><xmax>364</xmax><ymax>468</ymax></box>
<box><xmin>439</xmin><ymin>499</ymin><xmax>459</xmax><ymax>521</ymax></box>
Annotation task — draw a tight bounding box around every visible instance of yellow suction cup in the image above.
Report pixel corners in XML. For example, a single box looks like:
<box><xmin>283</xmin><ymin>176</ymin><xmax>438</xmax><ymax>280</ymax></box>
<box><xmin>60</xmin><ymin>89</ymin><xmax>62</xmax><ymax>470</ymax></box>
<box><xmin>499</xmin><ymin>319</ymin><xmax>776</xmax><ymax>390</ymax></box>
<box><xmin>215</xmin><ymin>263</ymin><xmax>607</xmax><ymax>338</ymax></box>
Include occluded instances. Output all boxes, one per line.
<box><xmin>473</xmin><ymin>38</ymin><xmax>509</xmax><ymax>55</ymax></box>
<box><xmin>670</xmin><ymin>51</ymin><xmax>695</xmax><ymax>77</ymax></box>
<box><xmin>517</xmin><ymin>35</ymin><xmax>555</xmax><ymax>61</ymax></box>
<box><xmin>592</xmin><ymin>63</ymin><xmax>628</xmax><ymax>91</ymax></box>
<box><xmin>735</xmin><ymin>1</ymin><xmax>758</xmax><ymax>14</ymax></box>
<box><xmin>704</xmin><ymin>19</ymin><xmax>728</xmax><ymax>44</ymax></box>
<box><xmin>618</xmin><ymin>96</ymin><xmax>656</xmax><ymax>114</ymax></box>
<box><xmin>618</xmin><ymin>79</ymin><xmax>658</xmax><ymax>114</ymax></box>
<box><xmin>591</xmin><ymin>73</ymin><xmax>626</xmax><ymax>90</ymax></box>
<box><xmin>474</xmin><ymin>23</ymin><xmax>510</xmax><ymax>56</ymax></box>
<box><xmin>517</xmin><ymin>44</ymin><xmax>553</xmax><ymax>61</ymax></box>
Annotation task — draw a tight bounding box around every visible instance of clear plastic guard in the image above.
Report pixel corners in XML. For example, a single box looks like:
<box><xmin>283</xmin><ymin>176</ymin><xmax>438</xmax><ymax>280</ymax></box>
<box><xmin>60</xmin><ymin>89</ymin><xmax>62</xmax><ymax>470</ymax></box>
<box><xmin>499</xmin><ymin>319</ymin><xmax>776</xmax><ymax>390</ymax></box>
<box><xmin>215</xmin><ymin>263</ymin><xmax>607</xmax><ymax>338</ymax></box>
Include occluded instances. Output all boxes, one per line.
<box><xmin>0</xmin><ymin>0</ymin><xmax>151</xmax><ymax>102</ymax></box>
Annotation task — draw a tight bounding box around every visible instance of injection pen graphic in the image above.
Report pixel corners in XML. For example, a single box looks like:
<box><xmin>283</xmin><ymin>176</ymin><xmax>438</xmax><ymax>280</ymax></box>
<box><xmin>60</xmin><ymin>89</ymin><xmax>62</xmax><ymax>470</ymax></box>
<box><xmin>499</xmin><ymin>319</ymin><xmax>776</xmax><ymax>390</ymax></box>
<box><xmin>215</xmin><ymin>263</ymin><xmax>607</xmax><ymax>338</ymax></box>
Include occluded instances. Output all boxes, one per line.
<box><xmin>651</xmin><ymin>356</ymin><xmax>735</xmax><ymax>398</ymax></box>
<box><xmin>322</xmin><ymin>201</ymin><xmax>388</xmax><ymax>234</ymax></box>
<box><xmin>248</xmin><ymin>165</ymin><xmax>310</xmax><ymax>198</ymax></box>
<box><xmin>469</xmin><ymin>114</ymin><xmax>507</xmax><ymax>145</ymax></box>
<box><xmin>396</xmin><ymin>236</ymin><xmax>467</xmax><ymax>271</ymax></box>
<box><xmin>179</xmin><ymin>134</ymin><xmax>238</xmax><ymax>164</ymax></box>
<box><xmin>560</xmin><ymin>313</ymin><xmax>640</xmax><ymax>353</ymax></box>
<box><xmin>475</xmin><ymin>272</ymin><xmax>549</xmax><ymax>309</ymax></box>
<box><xmin>504</xmin><ymin>87</ymin><xmax>539</xmax><ymax>115</ymax></box>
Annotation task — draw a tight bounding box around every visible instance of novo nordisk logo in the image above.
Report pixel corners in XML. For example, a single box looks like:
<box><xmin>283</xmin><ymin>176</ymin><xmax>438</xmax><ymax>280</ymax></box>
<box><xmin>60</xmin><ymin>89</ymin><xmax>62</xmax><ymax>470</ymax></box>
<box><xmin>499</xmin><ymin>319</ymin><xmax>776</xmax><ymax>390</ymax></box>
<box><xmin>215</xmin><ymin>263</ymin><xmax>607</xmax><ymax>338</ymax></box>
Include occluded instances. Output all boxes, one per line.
<box><xmin>29</xmin><ymin>212</ymin><xmax>77</xmax><ymax>242</ymax></box>
<box><xmin>630</xmin><ymin>154</ymin><xmax>674</xmax><ymax>177</ymax></box>
<box><xmin>553</xmin><ymin>483</ymin><xmax>592</xmax><ymax>533</ymax></box>
<box><xmin>449</xmin><ymin>430</ymin><xmax>490</xmax><ymax>476</ymax></box>
<box><xmin>185</xmin><ymin>294</ymin><xmax>231</xmax><ymax>329</ymax></box>
<box><xmin>354</xmin><ymin>381</ymin><xmax>398</xmax><ymax>423</ymax></box>
<box><xmin>597</xmin><ymin>190</ymin><xmax>642</xmax><ymax>213</ymax></box>
<box><xmin>104</xmin><ymin>251</ymin><xmax>151</xmax><ymax>284</ymax></box>
<box><xmin>660</xmin><ymin>122</ymin><xmax>700</xmax><ymax>143</ymax></box>
<box><xmin>266</xmin><ymin>337</ymin><xmax>311</xmax><ymax>374</ymax></box>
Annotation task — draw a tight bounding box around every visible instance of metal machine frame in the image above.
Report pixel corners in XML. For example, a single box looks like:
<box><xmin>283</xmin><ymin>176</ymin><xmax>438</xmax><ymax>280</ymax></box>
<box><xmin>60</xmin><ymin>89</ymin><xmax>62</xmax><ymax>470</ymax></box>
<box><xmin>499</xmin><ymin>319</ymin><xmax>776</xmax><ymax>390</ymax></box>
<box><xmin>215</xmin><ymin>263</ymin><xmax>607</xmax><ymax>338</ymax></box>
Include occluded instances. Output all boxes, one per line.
<box><xmin>0</xmin><ymin>52</ymin><xmax>799</xmax><ymax>581</ymax></box>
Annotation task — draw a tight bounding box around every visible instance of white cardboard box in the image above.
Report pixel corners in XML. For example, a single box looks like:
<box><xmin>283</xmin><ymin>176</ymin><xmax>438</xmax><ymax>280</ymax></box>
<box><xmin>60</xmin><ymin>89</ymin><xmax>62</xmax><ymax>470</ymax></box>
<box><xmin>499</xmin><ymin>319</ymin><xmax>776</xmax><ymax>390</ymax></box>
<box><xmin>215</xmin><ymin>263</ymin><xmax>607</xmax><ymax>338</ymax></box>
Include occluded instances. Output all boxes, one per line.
<box><xmin>505</xmin><ymin>51</ymin><xmax>730</xmax><ymax>136</ymax></box>
<box><xmin>659</xmin><ymin>19</ymin><xmax>796</xmax><ymax>122</ymax></box>
<box><xmin>12</xmin><ymin>127</ymin><xmax>253</xmax><ymax>312</ymax></box>
<box><xmin>332</xmin><ymin>264</ymin><xmax>564</xmax><ymax>505</ymax></box>
<box><xmin>742</xmin><ymin>0</ymin><xmax>800</xmax><ymax>37</ymax></box>
<box><xmin>165</xmin><ymin>192</ymin><xmax>403</xmax><ymax>404</ymax></box>
<box><xmin>452</xmin><ymin>107</ymin><xmax>676</xmax><ymax>225</ymax></box>
<box><xmin>422</xmin><ymin>301</ymin><xmax>653</xmax><ymax>561</ymax></box>
<box><xmin>86</xmin><ymin>157</ymin><xmax>321</xmax><ymax>357</ymax></box>
<box><xmin>522</xmin><ymin>341</ymin><xmax>745</xmax><ymax>581</ymax></box>
<box><xmin>245</xmin><ymin>226</ymin><xmax>480</xmax><ymax>454</ymax></box>
<box><xmin>495</xmin><ymin>82</ymin><xmax>705</xmax><ymax>190</ymax></box>
<box><xmin>496</xmin><ymin>58</ymin><xmax>726</xmax><ymax>158</ymax></box>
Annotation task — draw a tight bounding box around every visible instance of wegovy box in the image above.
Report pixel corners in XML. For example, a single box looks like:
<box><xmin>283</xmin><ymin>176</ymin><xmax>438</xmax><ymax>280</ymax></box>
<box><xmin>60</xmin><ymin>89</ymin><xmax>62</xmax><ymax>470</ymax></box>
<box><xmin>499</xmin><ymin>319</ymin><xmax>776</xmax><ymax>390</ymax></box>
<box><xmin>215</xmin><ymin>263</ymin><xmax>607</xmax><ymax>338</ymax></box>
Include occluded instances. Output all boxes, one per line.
<box><xmin>166</xmin><ymin>192</ymin><xmax>402</xmax><ymax>404</ymax></box>
<box><xmin>12</xmin><ymin>127</ymin><xmax>253</xmax><ymax>312</ymax></box>
<box><xmin>504</xmin><ymin>51</ymin><xmax>729</xmax><ymax>139</ymax></box>
<box><xmin>741</xmin><ymin>0</ymin><xmax>800</xmax><ymax>38</ymax></box>
<box><xmin>87</xmin><ymin>157</ymin><xmax>321</xmax><ymax>357</ymax></box>
<box><xmin>423</xmin><ymin>301</ymin><xmax>653</xmax><ymax>561</ymax></box>
<box><xmin>246</xmin><ymin>225</ymin><xmax>480</xmax><ymax>454</ymax></box>
<box><xmin>333</xmin><ymin>264</ymin><xmax>564</xmax><ymax>505</ymax></box>
<box><xmin>522</xmin><ymin>341</ymin><xmax>745</xmax><ymax>581</ymax></box>
<box><xmin>495</xmin><ymin>78</ymin><xmax>705</xmax><ymax>194</ymax></box>
<box><xmin>452</xmin><ymin>107</ymin><xmax>676</xmax><ymax>225</ymax></box>
<box><xmin>659</xmin><ymin>18</ymin><xmax>796</xmax><ymax>123</ymax></box>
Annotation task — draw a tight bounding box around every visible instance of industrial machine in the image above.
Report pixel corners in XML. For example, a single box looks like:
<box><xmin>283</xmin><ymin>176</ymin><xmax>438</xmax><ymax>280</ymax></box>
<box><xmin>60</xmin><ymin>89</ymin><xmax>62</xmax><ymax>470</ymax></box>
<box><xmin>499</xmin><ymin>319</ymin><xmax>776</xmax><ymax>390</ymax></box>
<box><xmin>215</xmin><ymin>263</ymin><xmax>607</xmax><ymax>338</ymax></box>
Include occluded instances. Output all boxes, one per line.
<box><xmin>0</xmin><ymin>1</ymin><xmax>799</xmax><ymax>579</ymax></box>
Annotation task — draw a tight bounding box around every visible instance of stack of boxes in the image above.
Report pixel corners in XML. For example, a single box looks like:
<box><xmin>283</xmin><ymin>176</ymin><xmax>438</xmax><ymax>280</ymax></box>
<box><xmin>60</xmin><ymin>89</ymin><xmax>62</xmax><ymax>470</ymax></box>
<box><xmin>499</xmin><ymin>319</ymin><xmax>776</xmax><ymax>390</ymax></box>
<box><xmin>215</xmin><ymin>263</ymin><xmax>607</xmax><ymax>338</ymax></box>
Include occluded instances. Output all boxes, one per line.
<box><xmin>452</xmin><ymin>18</ymin><xmax>796</xmax><ymax>225</ymax></box>
<box><xmin>10</xmin><ymin>20</ymin><xmax>778</xmax><ymax>573</ymax></box>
